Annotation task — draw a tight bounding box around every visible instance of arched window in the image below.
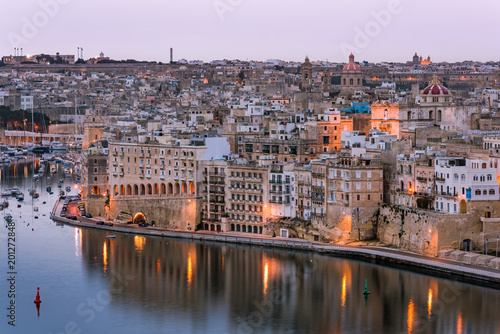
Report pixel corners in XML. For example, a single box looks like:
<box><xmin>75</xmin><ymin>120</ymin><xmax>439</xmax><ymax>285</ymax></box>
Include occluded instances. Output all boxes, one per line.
<box><xmin>437</xmin><ymin>110</ymin><xmax>442</xmax><ymax>122</ymax></box>
<box><xmin>453</xmin><ymin>173</ymin><xmax>458</xmax><ymax>181</ymax></box>
<box><xmin>343</xmin><ymin>78</ymin><xmax>346</xmax><ymax>85</ymax></box>
<box><xmin>357</xmin><ymin>78</ymin><xmax>360</xmax><ymax>85</ymax></box>
<box><xmin>489</xmin><ymin>189</ymin><xmax>495</xmax><ymax>195</ymax></box>
<box><xmin>114</xmin><ymin>185</ymin><xmax>118</xmax><ymax>196</ymax></box>
<box><xmin>482</xmin><ymin>163</ymin><xmax>487</xmax><ymax>169</ymax></box>
<box><xmin>407</xmin><ymin>111</ymin><xmax>411</xmax><ymax>120</ymax></box>
<box><xmin>461</xmin><ymin>174</ymin><xmax>465</xmax><ymax>182</ymax></box>
<box><xmin>475</xmin><ymin>189</ymin><xmax>481</xmax><ymax>195</ymax></box>
<box><xmin>483</xmin><ymin>189</ymin><xmax>488</xmax><ymax>195</ymax></box>
<box><xmin>349</xmin><ymin>78</ymin><xmax>353</xmax><ymax>85</ymax></box>
<box><xmin>429</xmin><ymin>110</ymin><xmax>434</xmax><ymax>120</ymax></box>
<box><xmin>384</xmin><ymin>109</ymin><xmax>388</xmax><ymax>120</ymax></box>
<box><xmin>480</xmin><ymin>175</ymin><xmax>485</xmax><ymax>182</ymax></box>
<box><xmin>473</xmin><ymin>175</ymin><xmax>478</xmax><ymax>181</ymax></box>
<box><xmin>487</xmin><ymin>174</ymin><xmax>492</xmax><ymax>181</ymax></box>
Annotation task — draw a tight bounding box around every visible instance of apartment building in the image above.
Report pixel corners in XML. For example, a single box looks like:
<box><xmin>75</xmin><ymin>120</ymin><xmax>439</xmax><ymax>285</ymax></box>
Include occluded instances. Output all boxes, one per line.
<box><xmin>327</xmin><ymin>157</ymin><xmax>383</xmax><ymax>237</ymax></box>
<box><xmin>434</xmin><ymin>157</ymin><xmax>499</xmax><ymax>214</ymax></box>
<box><xmin>225</xmin><ymin>160</ymin><xmax>269</xmax><ymax>234</ymax></box>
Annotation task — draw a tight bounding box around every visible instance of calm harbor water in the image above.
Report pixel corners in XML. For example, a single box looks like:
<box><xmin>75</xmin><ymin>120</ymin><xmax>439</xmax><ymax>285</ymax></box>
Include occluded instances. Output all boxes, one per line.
<box><xmin>1</xmin><ymin>160</ymin><xmax>500</xmax><ymax>334</ymax></box>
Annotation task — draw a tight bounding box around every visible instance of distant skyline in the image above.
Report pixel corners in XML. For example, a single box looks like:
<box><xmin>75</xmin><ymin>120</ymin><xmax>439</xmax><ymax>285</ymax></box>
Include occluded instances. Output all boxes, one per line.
<box><xmin>1</xmin><ymin>0</ymin><xmax>500</xmax><ymax>63</ymax></box>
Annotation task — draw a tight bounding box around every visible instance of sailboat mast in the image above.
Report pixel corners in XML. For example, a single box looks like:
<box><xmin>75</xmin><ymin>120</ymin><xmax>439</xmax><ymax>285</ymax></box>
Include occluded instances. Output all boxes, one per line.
<box><xmin>31</xmin><ymin>103</ymin><xmax>34</xmax><ymax>145</ymax></box>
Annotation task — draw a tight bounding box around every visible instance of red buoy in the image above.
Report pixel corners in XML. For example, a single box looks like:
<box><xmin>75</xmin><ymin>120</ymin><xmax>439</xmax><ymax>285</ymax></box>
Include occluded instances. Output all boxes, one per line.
<box><xmin>34</xmin><ymin>287</ymin><xmax>41</xmax><ymax>304</ymax></box>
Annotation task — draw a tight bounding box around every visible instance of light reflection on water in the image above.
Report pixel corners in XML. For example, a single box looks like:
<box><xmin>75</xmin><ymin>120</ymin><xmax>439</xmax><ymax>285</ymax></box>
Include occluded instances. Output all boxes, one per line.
<box><xmin>0</xmin><ymin>160</ymin><xmax>499</xmax><ymax>333</ymax></box>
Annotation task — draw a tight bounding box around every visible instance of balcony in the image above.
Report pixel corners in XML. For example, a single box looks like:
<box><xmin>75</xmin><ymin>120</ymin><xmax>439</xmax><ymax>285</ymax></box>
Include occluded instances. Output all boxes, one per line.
<box><xmin>146</xmin><ymin>174</ymin><xmax>151</xmax><ymax>179</ymax></box>
<box><xmin>159</xmin><ymin>154</ymin><xmax>165</xmax><ymax>159</ymax></box>
<box><xmin>311</xmin><ymin>212</ymin><xmax>325</xmax><ymax>218</ymax></box>
<box><xmin>159</xmin><ymin>175</ymin><xmax>165</xmax><ymax>180</ymax></box>
<box><xmin>269</xmin><ymin>199</ymin><xmax>283</xmax><ymax>204</ymax></box>
<box><xmin>435</xmin><ymin>176</ymin><xmax>445</xmax><ymax>182</ymax></box>
<box><xmin>112</xmin><ymin>171</ymin><xmax>118</xmax><ymax>176</ymax></box>
<box><xmin>312</xmin><ymin>185</ymin><xmax>324</xmax><ymax>192</ymax></box>
<box><xmin>440</xmin><ymin>192</ymin><xmax>457</xmax><ymax>199</ymax></box>
<box><xmin>112</xmin><ymin>151</ymin><xmax>118</xmax><ymax>156</ymax></box>
<box><xmin>112</xmin><ymin>161</ymin><xmax>118</xmax><ymax>166</ymax></box>
<box><xmin>269</xmin><ymin>179</ymin><xmax>282</xmax><ymax>184</ymax></box>
<box><xmin>139</xmin><ymin>152</ymin><xmax>144</xmax><ymax>158</ymax></box>
<box><xmin>312</xmin><ymin>173</ymin><xmax>324</xmax><ymax>178</ymax></box>
<box><xmin>119</xmin><ymin>172</ymin><xmax>124</xmax><ymax>177</ymax></box>
<box><xmin>417</xmin><ymin>177</ymin><xmax>427</xmax><ymax>182</ymax></box>
<box><xmin>139</xmin><ymin>162</ymin><xmax>145</xmax><ymax>168</ymax></box>
<box><xmin>139</xmin><ymin>174</ymin><xmax>145</xmax><ymax>178</ymax></box>
<box><xmin>119</xmin><ymin>151</ymin><xmax>124</xmax><ymax>156</ymax></box>
<box><xmin>145</xmin><ymin>152</ymin><xmax>151</xmax><ymax>158</ymax></box>
<box><xmin>269</xmin><ymin>189</ymin><xmax>283</xmax><ymax>194</ymax></box>
<box><xmin>160</xmin><ymin>165</ymin><xmax>165</xmax><ymax>170</ymax></box>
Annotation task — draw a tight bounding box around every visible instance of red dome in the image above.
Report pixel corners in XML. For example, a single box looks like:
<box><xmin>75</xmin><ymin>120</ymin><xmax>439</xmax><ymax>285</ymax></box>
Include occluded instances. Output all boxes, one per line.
<box><xmin>422</xmin><ymin>84</ymin><xmax>449</xmax><ymax>95</ymax></box>
<box><xmin>343</xmin><ymin>63</ymin><xmax>360</xmax><ymax>71</ymax></box>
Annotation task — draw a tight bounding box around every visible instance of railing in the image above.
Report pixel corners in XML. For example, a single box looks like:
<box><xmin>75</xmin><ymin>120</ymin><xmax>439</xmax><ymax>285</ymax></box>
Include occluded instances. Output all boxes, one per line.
<box><xmin>269</xmin><ymin>179</ymin><xmax>282</xmax><ymax>184</ymax></box>
<box><xmin>435</xmin><ymin>176</ymin><xmax>445</xmax><ymax>182</ymax></box>
<box><xmin>312</xmin><ymin>173</ymin><xmax>325</xmax><ymax>178</ymax></box>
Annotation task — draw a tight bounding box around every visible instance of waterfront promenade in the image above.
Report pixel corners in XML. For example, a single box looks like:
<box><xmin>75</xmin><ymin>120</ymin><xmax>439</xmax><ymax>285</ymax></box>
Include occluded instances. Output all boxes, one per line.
<box><xmin>51</xmin><ymin>199</ymin><xmax>500</xmax><ymax>288</ymax></box>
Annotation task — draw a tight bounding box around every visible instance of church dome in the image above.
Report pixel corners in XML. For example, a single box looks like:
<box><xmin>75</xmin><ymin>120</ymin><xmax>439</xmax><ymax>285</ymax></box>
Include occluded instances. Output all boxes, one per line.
<box><xmin>421</xmin><ymin>74</ymin><xmax>450</xmax><ymax>96</ymax></box>
<box><xmin>343</xmin><ymin>53</ymin><xmax>360</xmax><ymax>71</ymax></box>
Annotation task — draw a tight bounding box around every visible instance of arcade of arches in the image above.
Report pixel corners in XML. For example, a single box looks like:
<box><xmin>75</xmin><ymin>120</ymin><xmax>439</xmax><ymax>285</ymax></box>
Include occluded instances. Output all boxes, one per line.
<box><xmin>111</xmin><ymin>181</ymin><xmax>196</xmax><ymax>198</ymax></box>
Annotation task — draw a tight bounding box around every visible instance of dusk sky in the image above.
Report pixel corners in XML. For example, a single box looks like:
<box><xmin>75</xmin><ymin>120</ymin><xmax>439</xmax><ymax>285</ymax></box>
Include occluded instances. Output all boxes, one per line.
<box><xmin>1</xmin><ymin>0</ymin><xmax>499</xmax><ymax>63</ymax></box>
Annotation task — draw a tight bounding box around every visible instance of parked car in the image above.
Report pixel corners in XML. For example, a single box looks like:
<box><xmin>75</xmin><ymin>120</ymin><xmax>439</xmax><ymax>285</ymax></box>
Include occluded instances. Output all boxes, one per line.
<box><xmin>60</xmin><ymin>212</ymin><xmax>66</xmax><ymax>217</ymax></box>
<box><xmin>138</xmin><ymin>222</ymin><xmax>146</xmax><ymax>227</ymax></box>
<box><xmin>85</xmin><ymin>213</ymin><xmax>92</xmax><ymax>218</ymax></box>
<box><xmin>104</xmin><ymin>222</ymin><xmax>113</xmax><ymax>227</ymax></box>
<box><xmin>67</xmin><ymin>215</ymin><xmax>77</xmax><ymax>220</ymax></box>
<box><xmin>96</xmin><ymin>221</ymin><xmax>105</xmax><ymax>225</ymax></box>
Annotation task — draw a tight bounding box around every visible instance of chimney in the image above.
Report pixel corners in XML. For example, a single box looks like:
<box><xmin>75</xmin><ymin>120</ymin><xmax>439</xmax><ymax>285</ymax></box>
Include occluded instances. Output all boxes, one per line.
<box><xmin>170</xmin><ymin>48</ymin><xmax>173</xmax><ymax>63</ymax></box>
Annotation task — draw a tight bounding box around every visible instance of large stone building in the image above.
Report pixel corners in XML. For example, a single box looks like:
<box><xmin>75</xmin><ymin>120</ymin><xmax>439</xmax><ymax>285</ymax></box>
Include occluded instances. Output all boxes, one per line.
<box><xmin>340</xmin><ymin>53</ymin><xmax>363</xmax><ymax>96</ymax></box>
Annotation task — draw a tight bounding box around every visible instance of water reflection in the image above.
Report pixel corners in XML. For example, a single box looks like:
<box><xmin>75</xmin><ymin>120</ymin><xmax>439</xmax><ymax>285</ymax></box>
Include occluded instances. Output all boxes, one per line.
<box><xmin>427</xmin><ymin>288</ymin><xmax>433</xmax><ymax>319</ymax></box>
<box><xmin>74</xmin><ymin>228</ymin><xmax>81</xmax><ymax>257</ymax></box>
<box><xmin>76</xmin><ymin>229</ymin><xmax>500</xmax><ymax>333</ymax></box>
<box><xmin>134</xmin><ymin>235</ymin><xmax>146</xmax><ymax>253</ymax></box>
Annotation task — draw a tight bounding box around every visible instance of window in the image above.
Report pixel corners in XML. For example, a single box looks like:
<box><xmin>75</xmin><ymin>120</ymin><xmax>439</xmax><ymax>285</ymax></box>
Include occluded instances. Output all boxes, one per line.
<box><xmin>487</xmin><ymin>174</ymin><xmax>492</xmax><ymax>181</ymax></box>
<box><xmin>368</xmin><ymin>194</ymin><xmax>371</xmax><ymax>200</ymax></box>
<box><xmin>489</xmin><ymin>189</ymin><xmax>495</xmax><ymax>195</ymax></box>
<box><xmin>356</xmin><ymin>171</ymin><xmax>361</xmax><ymax>178</ymax></box>
<box><xmin>475</xmin><ymin>189</ymin><xmax>481</xmax><ymax>195</ymax></box>
<box><xmin>367</xmin><ymin>171</ymin><xmax>371</xmax><ymax>178</ymax></box>
<box><xmin>356</xmin><ymin>183</ymin><xmax>360</xmax><ymax>190</ymax></box>
<box><xmin>357</xmin><ymin>195</ymin><xmax>360</xmax><ymax>201</ymax></box>
<box><xmin>461</xmin><ymin>174</ymin><xmax>465</xmax><ymax>182</ymax></box>
<box><xmin>367</xmin><ymin>182</ymin><xmax>371</xmax><ymax>190</ymax></box>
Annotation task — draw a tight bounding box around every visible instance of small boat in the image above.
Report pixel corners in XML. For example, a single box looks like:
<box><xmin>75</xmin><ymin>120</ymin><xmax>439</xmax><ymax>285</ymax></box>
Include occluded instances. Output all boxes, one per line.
<box><xmin>34</xmin><ymin>207</ymin><xmax>39</xmax><ymax>212</ymax></box>
<box><xmin>17</xmin><ymin>204</ymin><xmax>21</xmax><ymax>208</ymax></box>
<box><xmin>33</xmin><ymin>193</ymin><xmax>40</xmax><ymax>199</ymax></box>
<box><xmin>106</xmin><ymin>234</ymin><xmax>116</xmax><ymax>239</ymax></box>
<box><xmin>56</xmin><ymin>222</ymin><xmax>63</xmax><ymax>226</ymax></box>
<box><xmin>59</xmin><ymin>190</ymin><xmax>65</xmax><ymax>196</ymax></box>
<box><xmin>5</xmin><ymin>213</ymin><xmax>12</xmax><ymax>221</ymax></box>
<box><xmin>46</xmin><ymin>186</ymin><xmax>52</xmax><ymax>192</ymax></box>
<box><xmin>3</xmin><ymin>201</ymin><xmax>9</xmax><ymax>208</ymax></box>
<box><xmin>57</xmin><ymin>183</ymin><xmax>62</xmax><ymax>188</ymax></box>
<box><xmin>16</xmin><ymin>194</ymin><xmax>24</xmax><ymax>201</ymax></box>
<box><xmin>65</xmin><ymin>186</ymin><xmax>71</xmax><ymax>192</ymax></box>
